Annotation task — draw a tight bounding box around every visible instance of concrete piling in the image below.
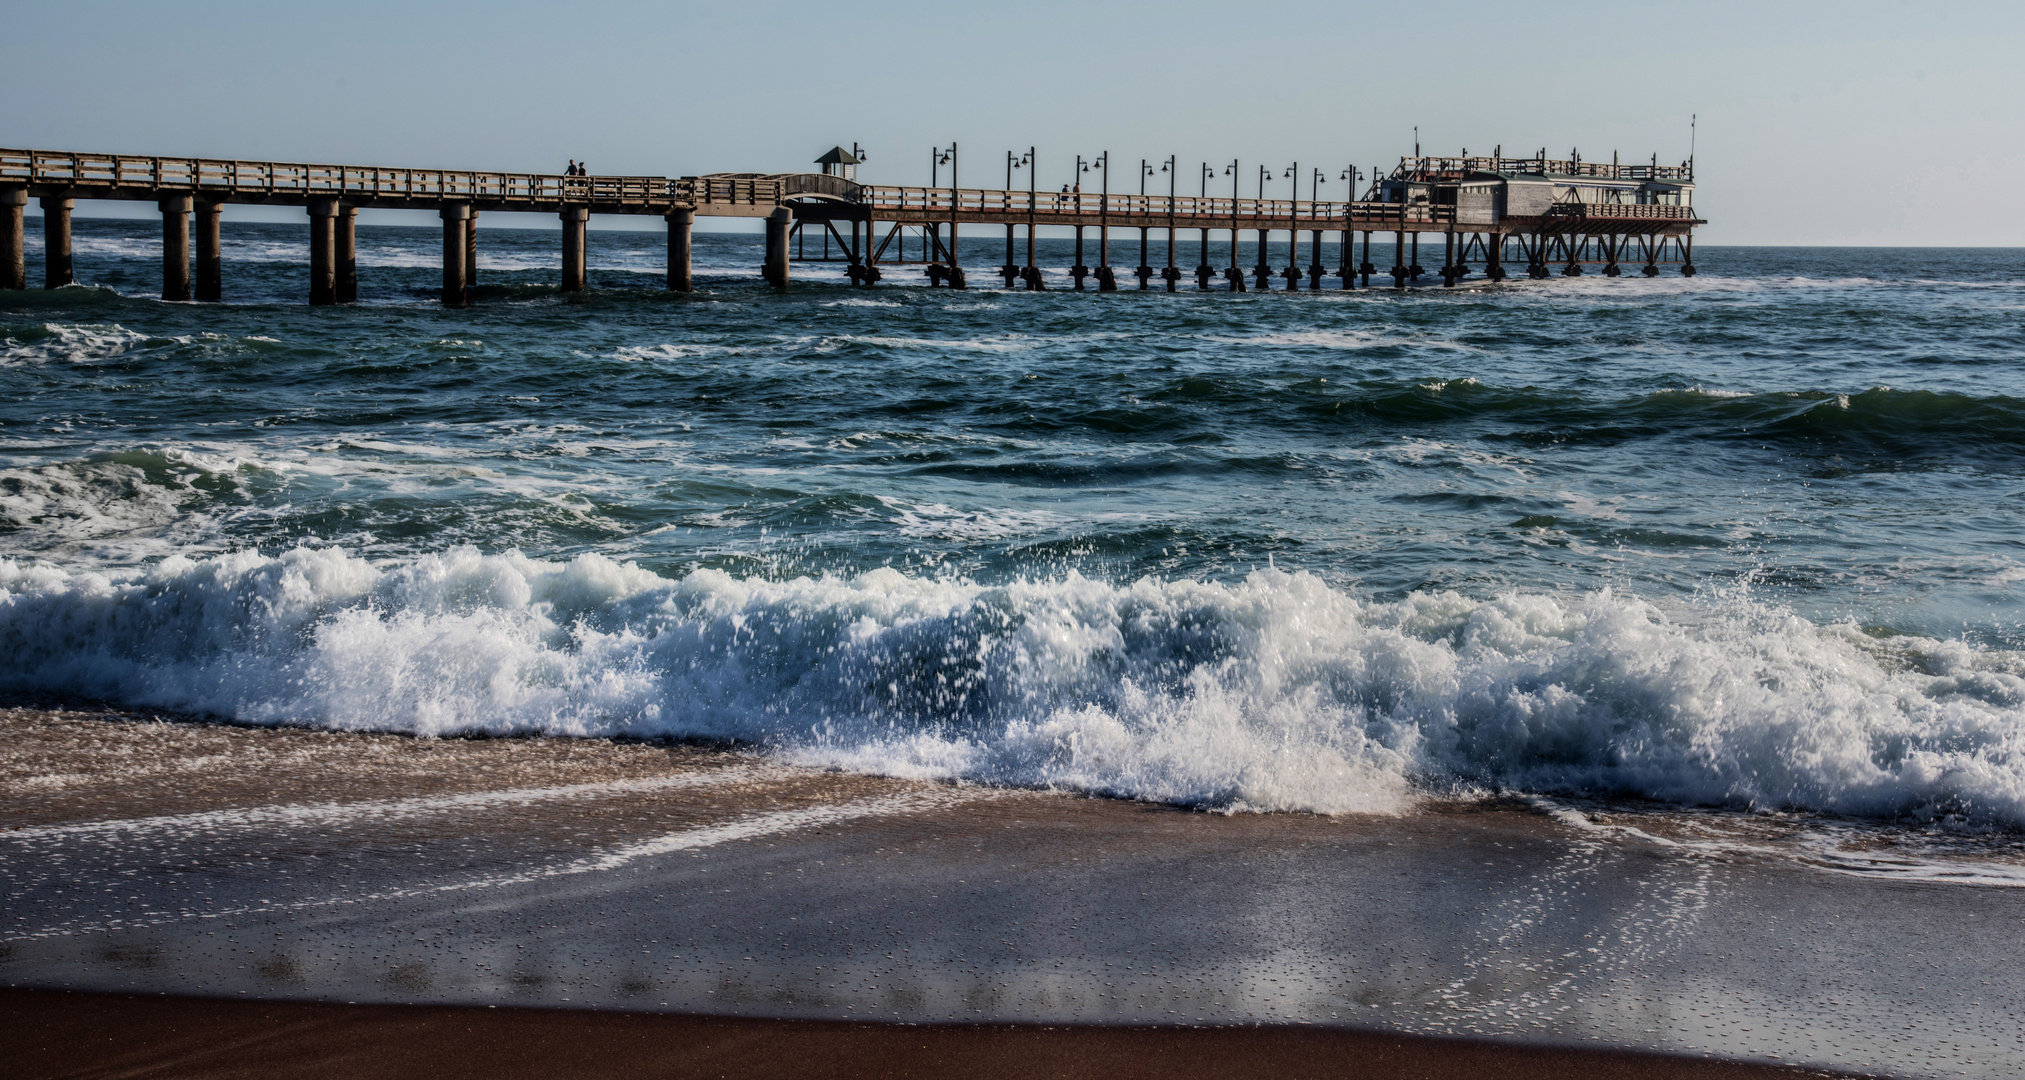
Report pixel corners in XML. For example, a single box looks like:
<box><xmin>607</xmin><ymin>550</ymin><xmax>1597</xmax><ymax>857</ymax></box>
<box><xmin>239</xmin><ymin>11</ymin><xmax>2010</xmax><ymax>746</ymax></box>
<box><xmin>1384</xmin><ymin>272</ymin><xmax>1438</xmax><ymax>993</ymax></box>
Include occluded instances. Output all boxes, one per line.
<box><xmin>440</xmin><ymin>203</ymin><xmax>470</xmax><ymax>307</ymax></box>
<box><xmin>0</xmin><ymin>187</ymin><xmax>24</xmax><ymax>290</ymax></box>
<box><xmin>666</xmin><ymin>206</ymin><xmax>693</xmax><ymax>292</ymax></box>
<box><xmin>42</xmin><ymin>194</ymin><xmax>73</xmax><ymax>288</ymax></box>
<box><xmin>308</xmin><ymin>197</ymin><xmax>338</xmax><ymax>305</ymax></box>
<box><xmin>195</xmin><ymin>200</ymin><xmax>222</xmax><ymax>301</ymax></box>
<box><xmin>560</xmin><ymin>207</ymin><xmax>588</xmax><ymax>292</ymax></box>
<box><xmin>337</xmin><ymin>206</ymin><xmax>358</xmax><ymax>302</ymax></box>
<box><xmin>763</xmin><ymin>206</ymin><xmax>792</xmax><ymax>289</ymax></box>
<box><xmin>160</xmin><ymin>194</ymin><xmax>191</xmax><ymax>301</ymax></box>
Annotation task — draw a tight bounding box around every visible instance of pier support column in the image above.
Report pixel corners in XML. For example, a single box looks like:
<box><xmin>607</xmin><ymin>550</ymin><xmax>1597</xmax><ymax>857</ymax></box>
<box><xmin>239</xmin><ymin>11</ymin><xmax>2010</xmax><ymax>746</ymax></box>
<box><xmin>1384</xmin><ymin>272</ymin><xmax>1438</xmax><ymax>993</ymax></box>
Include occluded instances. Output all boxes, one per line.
<box><xmin>560</xmin><ymin>207</ymin><xmax>588</xmax><ymax>292</ymax></box>
<box><xmin>1360</xmin><ymin>231</ymin><xmax>1373</xmax><ymax>287</ymax></box>
<box><xmin>1253</xmin><ymin>229</ymin><xmax>1271</xmax><ymax>290</ymax></box>
<box><xmin>194</xmin><ymin>200</ymin><xmax>222</xmax><ymax>301</ymax></box>
<box><xmin>160</xmin><ymin>194</ymin><xmax>192</xmax><ymax>302</ymax></box>
<box><xmin>1072</xmin><ymin>227</ymin><xmax>1087</xmax><ymax>290</ymax></box>
<box><xmin>466</xmin><ymin>211</ymin><xmax>480</xmax><ymax>293</ymax></box>
<box><xmin>1391</xmin><ymin>230</ymin><xmax>1408</xmax><ymax>289</ymax></box>
<box><xmin>1487</xmin><ymin>232</ymin><xmax>1506</xmax><ymax>281</ymax></box>
<box><xmin>763</xmin><ymin>207</ymin><xmax>791</xmax><ymax>290</ymax></box>
<box><xmin>337</xmin><ymin>206</ymin><xmax>358</xmax><ymax>302</ymax></box>
<box><xmin>42</xmin><ymin>194</ymin><xmax>73</xmax><ymax>289</ymax></box>
<box><xmin>307</xmin><ymin>197</ymin><xmax>338</xmax><ymax>305</ymax></box>
<box><xmin>0</xmin><ymin>187</ymin><xmax>24</xmax><ymax>291</ymax></box>
<box><xmin>665</xmin><ymin>206</ymin><xmax>693</xmax><ymax>292</ymax></box>
<box><xmin>440</xmin><ymin>203</ymin><xmax>470</xmax><ymax>307</ymax></box>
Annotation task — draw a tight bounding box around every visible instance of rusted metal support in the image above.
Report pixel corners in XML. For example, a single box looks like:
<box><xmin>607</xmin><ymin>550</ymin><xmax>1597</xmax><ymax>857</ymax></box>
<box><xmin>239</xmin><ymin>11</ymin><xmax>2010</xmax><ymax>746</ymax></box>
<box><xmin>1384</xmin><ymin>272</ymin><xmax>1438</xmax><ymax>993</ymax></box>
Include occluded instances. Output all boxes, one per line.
<box><xmin>666</xmin><ymin>206</ymin><xmax>693</xmax><ymax>292</ymax></box>
<box><xmin>194</xmin><ymin>200</ymin><xmax>222</xmax><ymax>302</ymax></box>
<box><xmin>336</xmin><ymin>206</ymin><xmax>358</xmax><ymax>302</ymax></box>
<box><xmin>41</xmin><ymin>194</ymin><xmax>73</xmax><ymax>289</ymax></box>
<box><xmin>465</xmin><ymin>211</ymin><xmax>480</xmax><ymax>292</ymax></box>
<box><xmin>160</xmin><ymin>194</ymin><xmax>192</xmax><ymax>302</ymax></box>
<box><xmin>440</xmin><ymin>203</ymin><xmax>470</xmax><ymax>307</ymax></box>
<box><xmin>0</xmin><ymin>187</ymin><xmax>24</xmax><ymax>291</ymax></box>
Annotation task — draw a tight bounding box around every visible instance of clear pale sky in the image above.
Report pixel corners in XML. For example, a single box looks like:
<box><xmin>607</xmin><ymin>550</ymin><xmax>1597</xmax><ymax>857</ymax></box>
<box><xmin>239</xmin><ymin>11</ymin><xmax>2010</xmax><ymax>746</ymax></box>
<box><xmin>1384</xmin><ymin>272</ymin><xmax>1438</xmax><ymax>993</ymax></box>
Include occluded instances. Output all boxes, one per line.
<box><xmin>7</xmin><ymin>0</ymin><xmax>2022</xmax><ymax>245</ymax></box>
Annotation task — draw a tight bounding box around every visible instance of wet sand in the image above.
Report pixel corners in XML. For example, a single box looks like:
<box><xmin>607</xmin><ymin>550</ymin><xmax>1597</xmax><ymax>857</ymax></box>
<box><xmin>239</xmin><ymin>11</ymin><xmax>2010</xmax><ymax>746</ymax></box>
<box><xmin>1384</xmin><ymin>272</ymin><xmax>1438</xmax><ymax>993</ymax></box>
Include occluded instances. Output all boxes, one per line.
<box><xmin>4</xmin><ymin>987</ymin><xmax>1837</xmax><ymax>1080</ymax></box>
<box><xmin>5</xmin><ymin>705</ymin><xmax>2023</xmax><ymax>1077</ymax></box>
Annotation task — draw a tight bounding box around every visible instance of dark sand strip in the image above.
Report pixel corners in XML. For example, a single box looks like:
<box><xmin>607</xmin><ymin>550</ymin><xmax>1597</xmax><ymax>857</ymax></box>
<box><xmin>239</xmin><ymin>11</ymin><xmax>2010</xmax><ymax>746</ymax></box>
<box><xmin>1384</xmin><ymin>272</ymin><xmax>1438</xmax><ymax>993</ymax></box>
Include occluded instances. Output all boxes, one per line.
<box><xmin>3</xmin><ymin>989</ymin><xmax>1842</xmax><ymax>1080</ymax></box>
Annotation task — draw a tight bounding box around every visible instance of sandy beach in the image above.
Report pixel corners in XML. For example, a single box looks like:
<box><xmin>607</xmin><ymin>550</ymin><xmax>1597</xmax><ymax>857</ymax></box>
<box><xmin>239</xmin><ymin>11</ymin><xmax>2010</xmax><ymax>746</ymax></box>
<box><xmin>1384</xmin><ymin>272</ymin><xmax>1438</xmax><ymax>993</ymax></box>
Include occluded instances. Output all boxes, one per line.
<box><xmin>5</xmin><ymin>704</ymin><xmax>2020</xmax><ymax>1077</ymax></box>
<box><xmin>4</xmin><ymin>987</ymin><xmax>1841</xmax><ymax>1079</ymax></box>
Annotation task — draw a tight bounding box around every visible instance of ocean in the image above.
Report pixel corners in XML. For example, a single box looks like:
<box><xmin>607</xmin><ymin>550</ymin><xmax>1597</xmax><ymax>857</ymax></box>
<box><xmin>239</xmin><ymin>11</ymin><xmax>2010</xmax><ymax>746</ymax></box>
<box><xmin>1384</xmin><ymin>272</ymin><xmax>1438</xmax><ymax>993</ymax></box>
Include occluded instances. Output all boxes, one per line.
<box><xmin>8</xmin><ymin>219</ymin><xmax>2025</xmax><ymax>828</ymax></box>
<box><xmin>4</xmin><ymin>219</ymin><xmax>2025</xmax><ymax>1075</ymax></box>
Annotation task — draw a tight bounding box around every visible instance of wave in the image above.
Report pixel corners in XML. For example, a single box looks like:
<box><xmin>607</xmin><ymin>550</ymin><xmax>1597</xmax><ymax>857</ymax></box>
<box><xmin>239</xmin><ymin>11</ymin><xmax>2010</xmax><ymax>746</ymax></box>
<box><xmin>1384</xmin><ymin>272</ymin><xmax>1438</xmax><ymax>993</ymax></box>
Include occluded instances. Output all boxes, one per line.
<box><xmin>4</xmin><ymin>546</ymin><xmax>2024</xmax><ymax>824</ymax></box>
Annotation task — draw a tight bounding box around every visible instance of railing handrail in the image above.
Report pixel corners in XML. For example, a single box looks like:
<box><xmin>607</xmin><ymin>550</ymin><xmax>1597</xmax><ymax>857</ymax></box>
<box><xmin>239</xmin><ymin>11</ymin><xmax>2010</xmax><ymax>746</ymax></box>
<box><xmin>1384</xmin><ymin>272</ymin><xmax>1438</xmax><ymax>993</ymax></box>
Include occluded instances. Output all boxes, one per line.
<box><xmin>854</xmin><ymin>184</ymin><xmax>1455</xmax><ymax>223</ymax></box>
<box><xmin>0</xmin><ymin>147</ymin><xmax>692</xmax><ymax>206</ymax></box>
<box><xmin>1388</xmin><ymin>154</ymin><xmax>1693</xmax><ymax>183</ymax></box>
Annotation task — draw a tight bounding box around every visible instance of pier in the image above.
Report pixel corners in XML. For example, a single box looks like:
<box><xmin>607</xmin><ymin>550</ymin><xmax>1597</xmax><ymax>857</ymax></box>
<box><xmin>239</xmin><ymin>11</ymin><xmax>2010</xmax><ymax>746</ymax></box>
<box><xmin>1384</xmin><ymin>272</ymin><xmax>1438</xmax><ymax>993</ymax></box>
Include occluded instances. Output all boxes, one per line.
<box><xmin>0</xmin><ymin>146</ymin><xmax>1701</xmax><ymax>304</ymax></box>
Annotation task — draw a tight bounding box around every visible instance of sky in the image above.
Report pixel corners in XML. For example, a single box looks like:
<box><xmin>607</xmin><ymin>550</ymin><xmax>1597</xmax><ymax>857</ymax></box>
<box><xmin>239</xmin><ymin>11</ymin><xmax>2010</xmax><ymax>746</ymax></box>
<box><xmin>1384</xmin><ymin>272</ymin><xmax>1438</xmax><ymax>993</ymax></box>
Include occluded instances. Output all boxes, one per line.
<box><xmin>6</xmin><ymin>0</ymin><xmax>2024</xmax><ymax>245</ymax></box>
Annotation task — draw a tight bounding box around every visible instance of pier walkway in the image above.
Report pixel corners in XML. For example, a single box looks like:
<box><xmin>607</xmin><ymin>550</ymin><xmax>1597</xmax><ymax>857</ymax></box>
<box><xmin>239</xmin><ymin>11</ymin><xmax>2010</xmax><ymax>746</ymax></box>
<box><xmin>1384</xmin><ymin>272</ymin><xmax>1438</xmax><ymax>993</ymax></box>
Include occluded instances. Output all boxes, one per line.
<box><xmin>0</xmin><ymin>146</ymin><xmax>1702</xmax><ymax>304</ymax></box>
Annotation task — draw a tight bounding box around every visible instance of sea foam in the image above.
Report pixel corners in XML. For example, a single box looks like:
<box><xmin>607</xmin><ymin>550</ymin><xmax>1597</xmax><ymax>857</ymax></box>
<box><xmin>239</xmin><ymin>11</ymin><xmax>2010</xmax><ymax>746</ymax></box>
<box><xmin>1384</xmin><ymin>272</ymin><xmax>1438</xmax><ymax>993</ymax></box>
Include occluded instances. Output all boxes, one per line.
<box><xmin>3</xmin><ymin>546</ymin><xmax>2023</xmax><ymax>822</ymax></box>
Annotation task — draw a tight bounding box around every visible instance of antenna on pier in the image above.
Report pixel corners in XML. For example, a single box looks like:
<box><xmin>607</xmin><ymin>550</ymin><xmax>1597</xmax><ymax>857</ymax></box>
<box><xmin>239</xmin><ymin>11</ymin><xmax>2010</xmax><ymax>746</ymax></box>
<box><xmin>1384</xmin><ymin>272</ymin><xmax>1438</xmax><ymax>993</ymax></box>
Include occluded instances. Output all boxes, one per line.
<box><xmin>1413</xmin><ymin>126</ymin><xmax>1420</xmax><ymax>159</ymax></box>
<box><xmin>1689</xmin><ymin>113</ymin><xmax>1697</xmax><ymax>180</ymax></box>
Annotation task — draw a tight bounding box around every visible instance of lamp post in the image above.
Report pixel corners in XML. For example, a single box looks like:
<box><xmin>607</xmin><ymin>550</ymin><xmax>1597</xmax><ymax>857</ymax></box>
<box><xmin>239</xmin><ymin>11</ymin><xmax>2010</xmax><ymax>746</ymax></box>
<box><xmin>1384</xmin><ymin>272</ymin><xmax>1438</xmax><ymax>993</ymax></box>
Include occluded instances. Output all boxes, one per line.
<box><xmin>1161</xmin><ymin>156</ymin><xmax>1178</xmax><ymax>291</ymax></box>
<box><xmin>1197</xmin><ymin>162</ymin><xmax>1215</xmax><ymax>289</ymax></box>
<box><xmin>943</xmin><ymin>143</ymin><xmax>963</xmax><ymax>288</ymax></box>
<box><xmin>1226</xmin><ymin>160</ymin><xmax>1243</xmax><ymax>291</ymax></box>
<box><xmin>1280</xmin><ymin>162</ymin><xmax>1300</xmax><ymax>289</ymax></box>
<box><xmin>1254</xmin><ymin>164</ymin><xmax>1272</xmax><ymax>289</ymax></box>
<box><xmin>1092</xmin><ymin>151</ymin><xmax>1112</xmax><ymax>290</ymax></box>
<box><xmin>1072</xmin><ymin>154</ymin><xmax>1087</xmax><ymax>289</ymax></box>
<box><xmin>1338</xmin><ymin>165</ymin><xmax>1360</xmax><ymax>289</ymax></box>
<box><xmin>1136</xmin><ymin>159</ymin><xmax>1155</xmax><ymax>289</ymax></box>
<box><xmin>1309</xmin><ymin>166</ymin><xmax>1327</xmax><ymax>288</ymax></box>
<box><xmin>1005</xmin><ymin>148</ymin><xmax>1030</xmax><ymax>288</ymax></box>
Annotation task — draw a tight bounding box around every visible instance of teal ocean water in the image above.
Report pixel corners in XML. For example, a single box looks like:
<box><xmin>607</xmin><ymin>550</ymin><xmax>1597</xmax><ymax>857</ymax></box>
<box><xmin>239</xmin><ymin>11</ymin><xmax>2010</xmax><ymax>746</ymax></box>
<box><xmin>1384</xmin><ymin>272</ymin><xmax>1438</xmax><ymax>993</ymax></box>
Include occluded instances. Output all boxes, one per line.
<box><xmin>4</xmin><ymin>218</ymin><xmax>2025</xmax><ymax>827</ymax></box>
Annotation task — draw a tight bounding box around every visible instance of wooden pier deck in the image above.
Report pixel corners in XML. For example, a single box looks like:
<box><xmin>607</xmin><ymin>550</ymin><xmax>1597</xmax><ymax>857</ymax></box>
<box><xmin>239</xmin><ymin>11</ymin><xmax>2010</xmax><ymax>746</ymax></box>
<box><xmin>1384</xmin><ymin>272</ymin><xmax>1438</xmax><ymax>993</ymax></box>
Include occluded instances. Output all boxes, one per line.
<box><xmin>0</xmin><ymin>146</ymin><xmax>1703</xmax><ymax>303</ymax></box>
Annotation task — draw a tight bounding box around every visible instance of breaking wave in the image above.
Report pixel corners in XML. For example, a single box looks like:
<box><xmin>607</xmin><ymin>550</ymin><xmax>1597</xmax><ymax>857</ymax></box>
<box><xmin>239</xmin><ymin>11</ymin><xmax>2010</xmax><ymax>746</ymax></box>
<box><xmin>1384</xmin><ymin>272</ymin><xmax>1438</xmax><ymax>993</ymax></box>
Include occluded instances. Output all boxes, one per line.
<box><xmin>4</xmin><ymin>546</ymin><xmax>2024</xmax><ymax>823</ymax></box>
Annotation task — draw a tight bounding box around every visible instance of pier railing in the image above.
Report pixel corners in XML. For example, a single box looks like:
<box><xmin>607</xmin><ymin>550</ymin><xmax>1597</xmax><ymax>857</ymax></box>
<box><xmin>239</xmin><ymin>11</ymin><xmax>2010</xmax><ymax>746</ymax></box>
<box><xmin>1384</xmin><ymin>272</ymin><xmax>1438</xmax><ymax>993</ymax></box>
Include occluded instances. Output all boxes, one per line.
<box><xmin>856</xmin><ymin>185</ymin><xmax>1456</xmax><ymax>225</ymax></box>
<box><xmin>1545</xmin><ymin>202</ymin><xmax>1700</xmax><ymax>220</ymax></box>
<box><xmin>0</xmin><ymin>148</ymin><xmax>690</xmax><ymax>209</ymax></box>
<box><xmin>1393</xmin><ymin>155</ymin><xmax>1693</xmax><ymax>182</ymax></box>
